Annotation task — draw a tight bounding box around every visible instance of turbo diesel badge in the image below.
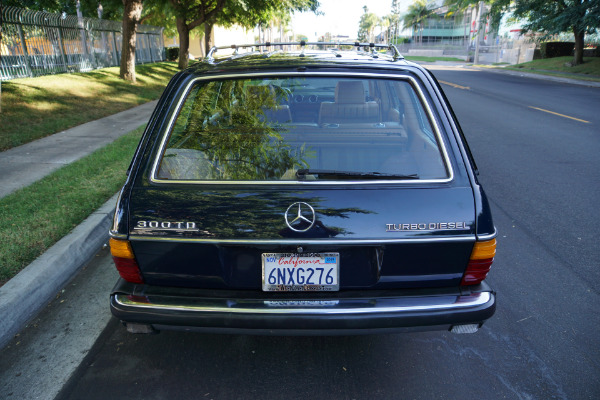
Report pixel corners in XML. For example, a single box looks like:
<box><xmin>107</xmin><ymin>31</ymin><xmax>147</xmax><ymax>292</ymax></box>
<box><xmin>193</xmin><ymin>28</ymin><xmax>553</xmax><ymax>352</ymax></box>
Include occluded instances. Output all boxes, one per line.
<box><xmin>386</xmin><ymin>222</ymin><xmax>470</xmax><ymax>232</ymax></box>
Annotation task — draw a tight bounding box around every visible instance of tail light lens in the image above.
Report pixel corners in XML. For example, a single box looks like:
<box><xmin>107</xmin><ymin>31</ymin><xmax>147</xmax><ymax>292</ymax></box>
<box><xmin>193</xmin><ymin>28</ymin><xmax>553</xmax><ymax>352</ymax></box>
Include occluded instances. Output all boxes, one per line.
<box><xmin>461</xmin><ymin>238</ymin><xmax>496</xmax><ymax>286</ymax></box>
<box><xmin>109</xmin><ymin>238</ymin><xmax>144</xmax><ymax>284</ymax></box>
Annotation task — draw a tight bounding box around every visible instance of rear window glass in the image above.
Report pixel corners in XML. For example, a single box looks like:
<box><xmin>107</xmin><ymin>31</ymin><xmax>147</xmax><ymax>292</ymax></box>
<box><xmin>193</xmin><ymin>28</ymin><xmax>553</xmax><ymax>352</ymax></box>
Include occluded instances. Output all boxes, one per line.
<box><xmin>156</xmin><ymin>76</ymin><xmax>449</xmax><ymax>182</ymax></box>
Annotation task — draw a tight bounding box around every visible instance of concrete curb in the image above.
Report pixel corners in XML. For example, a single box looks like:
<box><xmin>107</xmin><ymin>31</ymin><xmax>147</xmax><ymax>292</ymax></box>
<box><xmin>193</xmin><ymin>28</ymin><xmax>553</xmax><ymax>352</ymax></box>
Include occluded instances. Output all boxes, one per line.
<box><xmin>0</xmin><ymin>194</ymin><xmax>118</xmax><ymax>350</ymax></box>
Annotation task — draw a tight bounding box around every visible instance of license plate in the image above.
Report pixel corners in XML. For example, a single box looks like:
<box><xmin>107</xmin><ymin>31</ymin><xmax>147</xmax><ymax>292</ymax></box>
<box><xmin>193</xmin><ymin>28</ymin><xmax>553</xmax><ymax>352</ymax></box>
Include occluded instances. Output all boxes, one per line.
<box><xmin>262</xmin><ymin>253</ymin><xmax>339</xmax><ymax>291</ymax></box>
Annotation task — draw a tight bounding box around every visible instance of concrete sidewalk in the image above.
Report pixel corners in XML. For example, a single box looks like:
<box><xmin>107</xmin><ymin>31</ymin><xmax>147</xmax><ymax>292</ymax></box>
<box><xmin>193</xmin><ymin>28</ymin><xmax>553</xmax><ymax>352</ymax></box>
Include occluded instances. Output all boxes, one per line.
<box><xmin>0</xmin><ymin>100</ymin><xmax>157</xmax><ymax>199</ymax></box>
<box><xmin>0</xmin><ymin>101</ymin><xmax>157</xmax><ymax>349</ymax></box>
<box><xmin>476</xmin><ymin>65</ymin><xmax>600</xmax><ymax>88</ymax></box>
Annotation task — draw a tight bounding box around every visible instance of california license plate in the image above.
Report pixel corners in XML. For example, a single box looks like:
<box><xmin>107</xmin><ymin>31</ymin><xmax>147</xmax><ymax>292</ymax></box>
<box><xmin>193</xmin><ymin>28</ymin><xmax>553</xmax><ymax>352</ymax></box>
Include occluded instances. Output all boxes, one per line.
<box><xmin>262</xmin><ymin>253</ymin><xmax>339</xmax><ymax>291</ymax></box>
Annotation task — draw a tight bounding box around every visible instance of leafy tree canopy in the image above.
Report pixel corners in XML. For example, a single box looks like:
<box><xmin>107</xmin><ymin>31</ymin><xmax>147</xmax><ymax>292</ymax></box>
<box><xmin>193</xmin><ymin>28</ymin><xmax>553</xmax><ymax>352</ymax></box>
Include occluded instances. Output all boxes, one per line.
<box><xmin>508</xmin><ymin>0</ymin><xmax>599</xmax><ymax>64</ymax></box>
<box><xmin>402</xmin><ymin>0</ymin><xmax>436</xmax><ymax>43</ymax></box>
<box><xmin>510</xmin><ymin>0</ymin><xmax>600</xmax><ymax>37</ymax></box>
<box><xmin>166</xmin><ymin>0</ymin><xmax>319</xmax><ymax>69</ymax></box>
<box><xmin>443</xmin><ymin>0</ymin><xmax>600</xmax><ymax>64</ymax></box>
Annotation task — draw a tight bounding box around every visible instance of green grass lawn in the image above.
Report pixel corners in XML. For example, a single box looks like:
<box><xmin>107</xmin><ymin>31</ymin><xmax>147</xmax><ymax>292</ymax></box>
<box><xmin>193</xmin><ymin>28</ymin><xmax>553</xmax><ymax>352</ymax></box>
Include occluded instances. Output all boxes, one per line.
<box><xmin>0</xmin><ymin>62</ymin><xmax>179</xmax><ymax>151</ymax></box>
<box><xmin>503</xmin><ymin>57</ymin><xmax>600</xmax><ymax>81</ymax></box>
<box><xmin>0</xmin><ymin>126</ymin><xmax>143</xmax><ymax>285</ymax></box>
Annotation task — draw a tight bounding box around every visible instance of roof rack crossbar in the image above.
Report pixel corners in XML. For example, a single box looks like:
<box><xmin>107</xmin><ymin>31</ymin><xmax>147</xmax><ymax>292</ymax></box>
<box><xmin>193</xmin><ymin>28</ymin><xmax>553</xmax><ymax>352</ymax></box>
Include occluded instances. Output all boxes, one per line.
<box><xmin>206</xmin><ymin>42</ymin><xmax>403</xmax><ymax>61</ymax></box>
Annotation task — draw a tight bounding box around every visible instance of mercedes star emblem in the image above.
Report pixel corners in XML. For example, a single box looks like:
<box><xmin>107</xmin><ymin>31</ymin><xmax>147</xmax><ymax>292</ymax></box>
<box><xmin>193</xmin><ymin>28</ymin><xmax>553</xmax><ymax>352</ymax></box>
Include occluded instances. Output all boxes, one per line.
<box><xmin>285</xmin><ymin>202</ymin><xmax>316</xmax><ymax>232</ymax></box>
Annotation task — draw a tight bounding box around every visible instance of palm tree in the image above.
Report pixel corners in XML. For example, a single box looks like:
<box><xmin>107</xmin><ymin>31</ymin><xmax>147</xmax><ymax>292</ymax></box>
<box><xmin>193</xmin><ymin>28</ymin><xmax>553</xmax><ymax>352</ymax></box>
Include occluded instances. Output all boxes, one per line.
<box><xmin>381</xmin><ymin>14</ymin><xmax>393</xmax><ymax>43</ymax></box>
<box><xmin>402</xmin><ymin>0</ymin><xmax>435</xmax><ymax>44</ymax></box>
<box><xmin>358</xmin><ymin>6</ymin><xmax>379</xmax><ymax>42</ymax></box>
<box><xmin>390</xmin><ymin>0</ymin><xmax>402</xmax><ymax>43</ymax></box>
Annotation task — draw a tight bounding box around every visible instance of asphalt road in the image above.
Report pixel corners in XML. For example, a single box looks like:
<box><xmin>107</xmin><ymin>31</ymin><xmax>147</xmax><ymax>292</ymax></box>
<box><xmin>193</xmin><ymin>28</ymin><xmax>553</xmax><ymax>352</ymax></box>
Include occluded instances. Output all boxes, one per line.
<box><xmin>48</xmin><ymin>68</ymin><xmax>600</xmax><ymax>400</ymax></box>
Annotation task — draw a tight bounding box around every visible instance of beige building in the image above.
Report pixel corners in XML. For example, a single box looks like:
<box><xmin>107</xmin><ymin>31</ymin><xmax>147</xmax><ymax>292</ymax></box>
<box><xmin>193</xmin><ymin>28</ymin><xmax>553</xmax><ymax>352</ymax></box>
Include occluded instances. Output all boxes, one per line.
<box><xmin>165</xmin><ymin>25</ymin><xmax>256</xmax><ymax>59</ymax></box>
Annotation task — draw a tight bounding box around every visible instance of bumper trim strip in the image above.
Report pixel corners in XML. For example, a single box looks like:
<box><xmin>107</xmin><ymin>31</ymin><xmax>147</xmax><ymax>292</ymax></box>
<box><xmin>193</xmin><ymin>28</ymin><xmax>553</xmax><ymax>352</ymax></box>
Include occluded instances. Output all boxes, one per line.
<box><xmin>113</xmin><ymin>291</ymin><xmax>492</xmax><ymax>315</ymax></box>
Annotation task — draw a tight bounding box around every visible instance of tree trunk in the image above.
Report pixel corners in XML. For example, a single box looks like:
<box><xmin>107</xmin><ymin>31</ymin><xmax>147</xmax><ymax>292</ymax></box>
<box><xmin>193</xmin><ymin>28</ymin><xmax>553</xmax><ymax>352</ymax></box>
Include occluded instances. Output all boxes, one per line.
<box><xmin>120</xmin><ymin>0</ymin><xmax>143</xmax><ymax>82</ymax></box>
<box><xmin>573</xmin><ymin>28</ymin><xmax>585</xmax><ymax>66</ymax></box>
<box><xmin>204</xmin><ymin>22</ymin><xmax>214</xmax><ymax>58</ymax></box>
<box><xmin>176</xmin><ymin>17</ymin><xmax>190</xmax><ymax>69</ymax></box>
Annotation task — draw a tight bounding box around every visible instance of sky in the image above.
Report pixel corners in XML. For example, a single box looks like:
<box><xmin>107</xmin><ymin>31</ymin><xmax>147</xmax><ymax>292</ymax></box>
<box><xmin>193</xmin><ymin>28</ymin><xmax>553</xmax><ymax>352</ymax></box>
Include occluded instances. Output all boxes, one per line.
<box><xmin>291</xmin><ymin>0</ymin><xmax>414</xmax><ymax>41</ymax></box>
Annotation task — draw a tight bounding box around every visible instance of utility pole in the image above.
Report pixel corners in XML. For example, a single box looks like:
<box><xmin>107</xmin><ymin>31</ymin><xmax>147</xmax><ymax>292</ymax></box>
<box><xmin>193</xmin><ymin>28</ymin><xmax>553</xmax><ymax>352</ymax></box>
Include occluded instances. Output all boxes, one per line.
<box><xmin>474</xmin><ymin>1</ymin><xmax>483</xmax><ymax>64</ymax></box>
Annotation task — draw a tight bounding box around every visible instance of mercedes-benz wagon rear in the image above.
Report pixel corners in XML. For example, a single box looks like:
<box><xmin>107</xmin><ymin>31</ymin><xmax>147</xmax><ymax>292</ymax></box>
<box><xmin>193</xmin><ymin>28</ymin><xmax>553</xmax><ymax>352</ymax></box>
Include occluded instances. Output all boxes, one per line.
<box><xmin>109</xmin><ymin>43</ymin><xmax>496</xmax><ymax>335</ymax></box>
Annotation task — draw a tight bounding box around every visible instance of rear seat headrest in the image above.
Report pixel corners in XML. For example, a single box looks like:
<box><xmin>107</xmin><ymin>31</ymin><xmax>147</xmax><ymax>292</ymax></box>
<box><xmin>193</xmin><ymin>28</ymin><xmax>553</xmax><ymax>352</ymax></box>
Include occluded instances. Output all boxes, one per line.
<box><xmin>335</xmin><ymin>81</ymin><xmax>366</xmax><ymax>104</ymax></box>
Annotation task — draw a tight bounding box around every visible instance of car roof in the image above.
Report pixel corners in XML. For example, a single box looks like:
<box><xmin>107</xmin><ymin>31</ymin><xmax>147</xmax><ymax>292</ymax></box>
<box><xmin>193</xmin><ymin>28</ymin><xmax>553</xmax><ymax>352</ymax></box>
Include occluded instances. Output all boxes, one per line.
<box><xmin>185</xmin><ymin>42</ymin><xmax>423</xmax><ymax>76</ymax></box>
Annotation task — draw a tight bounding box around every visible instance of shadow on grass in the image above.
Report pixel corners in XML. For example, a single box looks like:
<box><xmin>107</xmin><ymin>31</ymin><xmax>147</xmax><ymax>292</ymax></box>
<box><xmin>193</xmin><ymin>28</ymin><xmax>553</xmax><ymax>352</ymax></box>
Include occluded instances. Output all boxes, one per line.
<box><xmin>0</xmin><ymin>128</ymin><xmax>143</xmax><ymax>282</ymax></box>
<box><xmin>0</xmin><ymin>62</ymin><xmax>180</xmax><ymax>151</ymax></box>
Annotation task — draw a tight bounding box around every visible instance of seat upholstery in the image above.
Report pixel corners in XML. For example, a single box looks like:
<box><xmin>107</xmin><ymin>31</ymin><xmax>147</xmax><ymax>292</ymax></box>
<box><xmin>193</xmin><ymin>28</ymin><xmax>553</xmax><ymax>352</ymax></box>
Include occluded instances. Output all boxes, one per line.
<box><xmin>246</xmin><ymin>85</ymin><xmax>292</xmax><ymax>123</ymax></box>
<box><xmin>319</xmin><ymin>81</ymin><xmax>380</xmax><ymax>124</ymax></box>
<box><xmin>264</xmin><ymin>105</ymin><xmax>292</xmax><ymax>123</ymax></box>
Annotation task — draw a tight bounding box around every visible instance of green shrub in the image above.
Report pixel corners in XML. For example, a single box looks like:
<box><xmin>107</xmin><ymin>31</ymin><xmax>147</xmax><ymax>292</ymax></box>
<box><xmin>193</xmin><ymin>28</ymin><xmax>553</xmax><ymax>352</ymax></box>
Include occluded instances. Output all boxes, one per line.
<box><xmin>166</xmin><ymin>46</ymin><xmax>179</xmax><ymax>61</ymax></box>
<box><xmin>540</xmin><ymin>42</ymin><xmax>574</xmax><ymax>59</ymax></box>
<box><xmin>393</xmin><ymin>37</ymin><xmax>410</xmax><ymax>44</ymax></box>
<box><xmin>583</xmin><ymin>47</ymin><xmax>600</xmax><ymax>57</ymax></box>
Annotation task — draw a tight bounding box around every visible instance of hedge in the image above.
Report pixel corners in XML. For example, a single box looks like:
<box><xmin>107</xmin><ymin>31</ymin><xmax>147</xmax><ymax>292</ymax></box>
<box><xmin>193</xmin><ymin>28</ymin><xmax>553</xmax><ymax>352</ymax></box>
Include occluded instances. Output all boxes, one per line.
<box><xmin>540</xmin><ymin>42</ymin><xmax>574</xmax><ymax>59</ymax></box>
<box><xmin>166</xmin><ymin>46</ymin><xmax>179</xmax><ymax>61</ymax></box>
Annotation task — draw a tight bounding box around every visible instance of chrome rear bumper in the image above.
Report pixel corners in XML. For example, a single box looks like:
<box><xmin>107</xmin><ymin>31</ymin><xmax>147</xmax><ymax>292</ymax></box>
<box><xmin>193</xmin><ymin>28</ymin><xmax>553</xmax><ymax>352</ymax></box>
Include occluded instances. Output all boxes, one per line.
<box><xmin>111</xmin><ymin>284</ymin><xmax>495</xmax><ymax>335</ymax></box>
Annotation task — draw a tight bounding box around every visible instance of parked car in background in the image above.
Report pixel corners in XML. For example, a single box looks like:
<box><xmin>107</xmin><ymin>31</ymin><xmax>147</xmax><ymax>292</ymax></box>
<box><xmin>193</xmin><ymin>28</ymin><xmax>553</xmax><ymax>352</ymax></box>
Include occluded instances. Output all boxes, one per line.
<box><xmin>109</xmin><ymin>42</ymin><xmax>497</xmax><ymax>335</ymax></box>
<box><xmin>469</xmin><ymin>44</ymin><xmax>490</xmax><ymax>53</ymax></box>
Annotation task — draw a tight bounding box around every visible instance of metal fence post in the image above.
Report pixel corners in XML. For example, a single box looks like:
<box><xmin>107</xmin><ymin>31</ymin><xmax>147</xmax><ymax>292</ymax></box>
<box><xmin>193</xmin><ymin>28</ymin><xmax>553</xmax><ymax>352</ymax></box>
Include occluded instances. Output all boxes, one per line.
<box><xmin>111</xmin><ymin>31</ymin><xmax>119</xmax><ymax>66</ymax></box>
<box><xmin>17</xmin><ymin>22</ymin><xmax>33</xmax><ymax>77</ymax></box>
<box><xmin>160</xmin><ymin>28</ymin><xmax>165</xmax><ymax>60</ymax></box>
<box><xmin>57</xmin><ymin>25</ymin><xmax>68</xmax><ymax>72</ymax></box>
<box><xmin>89</xmin><ymin>24</ymin><xmax>98</xmax><ymax>68</ymax></box>
<box><xmin>149</xmin><ymin>34</ymin><xmax>155</xmax><ymax>63</ymax></box>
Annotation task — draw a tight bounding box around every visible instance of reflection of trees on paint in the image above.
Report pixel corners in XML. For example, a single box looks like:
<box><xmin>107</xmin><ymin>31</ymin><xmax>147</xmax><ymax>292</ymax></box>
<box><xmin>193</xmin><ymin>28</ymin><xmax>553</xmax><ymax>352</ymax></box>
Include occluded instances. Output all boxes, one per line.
<box><xmin>132</xmin><ymin>190</ymin><xmax>374</xmax><ymax>239</ymax></box>
<box><xmin>160</xmin><ymin>79</ymin><xmax>311</xmax><ymax>181</ymax></box>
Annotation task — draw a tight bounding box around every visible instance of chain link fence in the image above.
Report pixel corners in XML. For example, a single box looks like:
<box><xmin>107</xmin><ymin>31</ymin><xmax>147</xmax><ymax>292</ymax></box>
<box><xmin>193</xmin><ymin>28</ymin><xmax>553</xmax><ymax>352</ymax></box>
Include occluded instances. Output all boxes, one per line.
<box><xmin>1</xmin><ymin>6</ymin><xmax>165</xmax><ymax>80</ymax></box>
<box><xmin>394</xmin><ymin>40</ymin><xmax>537</xmax><ymax>65</ymax></box>
<box><xmin>388</xmin><ymin>5</ymin><xmax>538</xmax><ymax>65</ymax></box>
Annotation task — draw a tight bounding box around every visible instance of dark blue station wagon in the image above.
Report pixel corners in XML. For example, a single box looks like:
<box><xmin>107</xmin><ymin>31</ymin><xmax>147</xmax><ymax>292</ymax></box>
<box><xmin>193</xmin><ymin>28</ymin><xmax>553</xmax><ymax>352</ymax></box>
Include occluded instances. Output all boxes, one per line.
<box><xmin>109</xmin><ymin>43</ymin><xmax>496</xmax><ymax>335</ymax></box>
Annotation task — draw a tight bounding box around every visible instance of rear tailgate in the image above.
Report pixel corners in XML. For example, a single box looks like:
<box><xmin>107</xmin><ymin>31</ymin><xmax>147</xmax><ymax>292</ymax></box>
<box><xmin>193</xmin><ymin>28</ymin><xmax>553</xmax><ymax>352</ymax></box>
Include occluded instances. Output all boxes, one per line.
<box><xmin>127</xmin><ymin>185</ymin><xmax>475</xmax><ymax>290</ymax></box>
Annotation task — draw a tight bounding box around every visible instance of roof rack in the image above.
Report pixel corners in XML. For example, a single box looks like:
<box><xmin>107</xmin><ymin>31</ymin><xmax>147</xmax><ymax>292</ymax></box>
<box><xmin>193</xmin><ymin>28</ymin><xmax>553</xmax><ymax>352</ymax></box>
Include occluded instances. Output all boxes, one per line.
<box><xmin>206</xmin><ymin>41</ymin><xmax>404</xmax><ymax>62</ymax></box>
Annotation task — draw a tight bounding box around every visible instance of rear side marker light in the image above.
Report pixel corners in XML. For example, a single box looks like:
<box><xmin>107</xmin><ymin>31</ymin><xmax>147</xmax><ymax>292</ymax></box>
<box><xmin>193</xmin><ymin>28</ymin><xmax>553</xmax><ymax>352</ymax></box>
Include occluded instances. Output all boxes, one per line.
<box><xmin>461</xmin><ymin>238</ymin><xmax>496</xmax><ymax>286</ymax></box>
<box><xmin>109</xmin><ymin>238</ymin><xmax>144</xmax><ymax>284</ymax></box>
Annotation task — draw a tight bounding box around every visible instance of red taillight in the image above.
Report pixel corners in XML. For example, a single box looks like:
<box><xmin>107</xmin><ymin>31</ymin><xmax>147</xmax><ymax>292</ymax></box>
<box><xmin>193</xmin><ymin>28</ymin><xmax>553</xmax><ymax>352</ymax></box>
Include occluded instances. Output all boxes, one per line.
<box><xmin>109</xmin><ymin>238</ymin><xmax>144</xmax><ymax>284</ymax></box>
<box><xmin>461</xmin><ymin>239</ymin><xmax>496</xmax><ymax>286</ymax></box>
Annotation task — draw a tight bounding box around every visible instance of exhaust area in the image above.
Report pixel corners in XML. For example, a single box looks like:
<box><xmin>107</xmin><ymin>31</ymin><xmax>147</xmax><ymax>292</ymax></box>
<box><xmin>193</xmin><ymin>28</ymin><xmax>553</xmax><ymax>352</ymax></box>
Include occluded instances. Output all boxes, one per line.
<box><xmin>450</xmin><ymin>324</ymin><xmax>480</xmax><ymax>334</ymax></box>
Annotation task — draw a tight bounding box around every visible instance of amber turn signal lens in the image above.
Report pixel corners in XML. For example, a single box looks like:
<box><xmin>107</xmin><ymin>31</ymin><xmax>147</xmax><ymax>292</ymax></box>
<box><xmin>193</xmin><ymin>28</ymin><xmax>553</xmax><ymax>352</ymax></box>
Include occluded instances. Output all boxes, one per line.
<box><xmin>461</xmin><ymin>239</ymin><xmax>497</xmax><ymax>286</ymax></box>
<box><xmin>470</xmin><ymin>238</ymin><xmax>496</xmax><ymax>260</ymax></box>
<box><xmin>109</xmin><ymin>238</ymin><xmax>135</xmax><ymax>259</ymax></box>
<box><xmin>109</xmin><ymin>238</ymin><xmax>144</xmax><ymax>284</ymax></box>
